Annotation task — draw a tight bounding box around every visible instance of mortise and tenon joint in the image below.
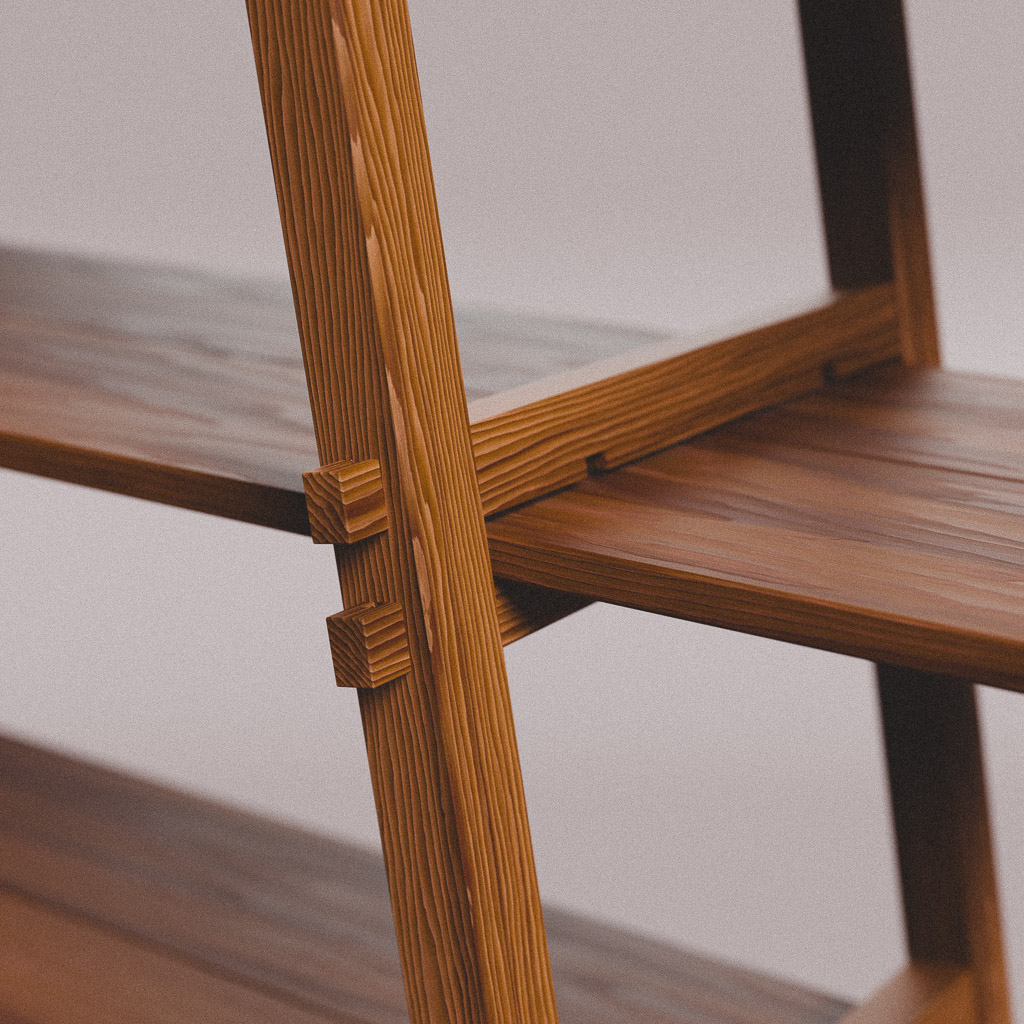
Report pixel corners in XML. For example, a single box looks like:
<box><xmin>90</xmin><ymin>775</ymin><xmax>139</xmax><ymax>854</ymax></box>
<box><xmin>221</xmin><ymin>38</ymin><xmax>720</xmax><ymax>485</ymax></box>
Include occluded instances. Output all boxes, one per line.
<box><xmin>327</xmin><ymin>602</ymin><xmax>412</xmax><ymax>690</ymax></box>
<box><xmin>306</xmin><ymin>459</ymin><xmax>408</xmax><ymax>689</ymax></box>
<box><xmin>303</xmin><ymin>458</ymin><xmax>388</xmax><ymax>544</ymax></box>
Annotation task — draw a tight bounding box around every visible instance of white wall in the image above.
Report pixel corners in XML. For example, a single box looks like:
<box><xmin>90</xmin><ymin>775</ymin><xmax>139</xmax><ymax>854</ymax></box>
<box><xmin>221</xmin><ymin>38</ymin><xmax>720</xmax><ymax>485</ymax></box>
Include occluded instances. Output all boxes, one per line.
<box><xmin>2</xmin><ymin>0</ymin><xmax>1024</xmax><ymax>1008</ymax></box>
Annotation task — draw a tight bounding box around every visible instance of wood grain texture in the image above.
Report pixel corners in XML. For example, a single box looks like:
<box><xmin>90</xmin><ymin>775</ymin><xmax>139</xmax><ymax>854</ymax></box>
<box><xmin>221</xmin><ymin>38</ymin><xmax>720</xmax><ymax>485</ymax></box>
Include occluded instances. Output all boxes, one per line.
<box><xmin>798</xmin><ymin>0</ymin><xmax>938</xmax><ymax>365</ymax></box>
<box><xmin>878</xmin><ymin>670</ymin><xmax>1011</xmax><ymax>1024</ymax></box>
<box><xmin>0</xmin><ymin>245</ymin><xmax>899</xmax><ymax>531</ymax></box>
<box><xmin>0</xmin><ymin>247</ymin><xmax>317</xmax><ymax>532</ymax></box>
<box><xmin>471</xmin><ymin>285</ymin><xmax>899</xmax><ymax>516</ymax></box>
<box><xmin>245</xmin><ymin>1</ymin><xmax>556</xmax><ymax>1020</ymax></box>
<box><xmin>327</xmin><ymin>602</ymin><xmax>411</xmax><ymax>689</ymax></box>
<box><xmin>0</xmin><ymin>735</ymin><xmax>852</xmax><ymax>1024</ymax></box>
<box><xmin>837</xmin><ymin>965</ymin><xmax>975</xmax><ymax>1024</ymax></box>
<box><xmin>488</xmin><ymin>364</ymin><xmax>1024</xmax><ymax>690</ymax></box>
<box><xmin>304</xmin><ymin>458</ymin><xmax>388</xmax><ymax>544</ymax></box>
<box><xmin>0</xmin><ymin>891</ymin><xmax>337</xmax><ymax>1024</ymax></box>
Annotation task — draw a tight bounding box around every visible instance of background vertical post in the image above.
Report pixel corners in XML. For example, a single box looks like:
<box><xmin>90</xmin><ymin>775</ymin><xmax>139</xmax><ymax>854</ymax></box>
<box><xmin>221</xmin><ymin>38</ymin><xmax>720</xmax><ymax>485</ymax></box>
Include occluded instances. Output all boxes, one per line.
<box><xmin>877</xmin><ymin>666</ymin><xmax>1011</xmax><ymax>1024</ymax></box>
<box><xmin>797</xmin><ymin>0</ymin><xmax>939</xmax><ymax>365</ymax></box>
<box><xmin>244</xmin><ymin>2</ymin><xmax>558</xmax><ymax>1021</ymax></box>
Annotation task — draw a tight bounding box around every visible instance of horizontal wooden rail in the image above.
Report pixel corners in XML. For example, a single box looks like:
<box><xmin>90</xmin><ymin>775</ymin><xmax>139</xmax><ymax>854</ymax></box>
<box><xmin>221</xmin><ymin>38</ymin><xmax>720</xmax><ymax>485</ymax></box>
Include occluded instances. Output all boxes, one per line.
<box><xmin>837</xmin><ymin>964</ymin><xmax>975</xmax><ymax>1024</ymax></box>
<box><xmin>470</xmin><ymin>283</ymin><xmax>899</xmax><ymax>517</ymax></box>
<box><xmin>494</xmin><ymin>579</ymin><xmax>590</xmax><ymax>646</ymax></box>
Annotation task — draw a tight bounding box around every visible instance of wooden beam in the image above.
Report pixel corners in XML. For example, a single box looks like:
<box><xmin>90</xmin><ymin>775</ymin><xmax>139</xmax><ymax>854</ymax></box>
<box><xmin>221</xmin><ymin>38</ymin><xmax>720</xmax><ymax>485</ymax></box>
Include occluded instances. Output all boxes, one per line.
<box><xmin>837</xmin><ymin>964</ymin><xmax>975</xmax><ymax>1024</ymax></box>
<box><xmin>245</xmin><ymin>2</ymin><xmax>558</xmax><ymax>1022</ymax></box>
<box><xmin>878</xmin><ymin>669</ymin><xmax>1012</xmax><ymax>1024</ymax></box>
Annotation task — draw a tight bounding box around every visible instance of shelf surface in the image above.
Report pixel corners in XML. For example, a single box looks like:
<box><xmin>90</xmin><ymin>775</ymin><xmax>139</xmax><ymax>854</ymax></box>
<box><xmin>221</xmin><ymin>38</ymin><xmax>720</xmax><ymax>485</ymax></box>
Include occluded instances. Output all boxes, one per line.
<box><xmin>488</xmin><ymin>364</ymin><xmax>1024</xmax><ymax>689</ymax></box>
<box><xmin>0</xmin><ymin>733</ymin><xmax>848</xmax><ymax>1024</ymax></box>
<box><xmin>0</xmin><ymin>245</ymin><xmax>667</xmax><ymax>531</ymax></box>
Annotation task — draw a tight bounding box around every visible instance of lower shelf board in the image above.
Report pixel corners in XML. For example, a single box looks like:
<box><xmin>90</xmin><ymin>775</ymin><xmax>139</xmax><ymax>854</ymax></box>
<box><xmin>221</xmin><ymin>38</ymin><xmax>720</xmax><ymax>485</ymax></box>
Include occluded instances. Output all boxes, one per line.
<box><xmin>488</xmin><ymin>363</ymin><xmax>1024</xmax><ymax>690</ymax></box>
<box><xmin>0</xmin><ymin>734</ymin><xmax>849</xmax><ymax>1024</ymax></box>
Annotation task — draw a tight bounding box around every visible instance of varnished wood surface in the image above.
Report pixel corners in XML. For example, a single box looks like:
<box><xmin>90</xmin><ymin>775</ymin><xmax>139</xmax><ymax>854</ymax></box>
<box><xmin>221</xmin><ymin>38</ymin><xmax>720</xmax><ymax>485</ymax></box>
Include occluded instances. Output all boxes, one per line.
<box><xmin>0</xmin><ymin>246</ymin><xmax>316</xmax><ymax>532</ymax></box>
<box><xmin>488</xmin><ymin>364</ymin><xmax>1024</xmax><ymax>691</ymax></box>
<box><xmin>0</xmin><ymin>247</ymin><xmax>898</xmax><ymax>532</ymax></box>
<box><xmin>0</xmin><ymin>734</ymin><xmax>851</xmax><ymax>1024</ymax></box>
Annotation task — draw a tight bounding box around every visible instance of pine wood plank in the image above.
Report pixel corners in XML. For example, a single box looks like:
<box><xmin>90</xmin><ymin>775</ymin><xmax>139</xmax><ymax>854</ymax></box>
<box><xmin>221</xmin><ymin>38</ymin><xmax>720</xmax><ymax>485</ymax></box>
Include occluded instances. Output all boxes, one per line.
<box><xmin>487</xmin><ymin>364</ymin><xmax>1024</xmax><ymax>691</ymax></box>
<box><xmin>0</xmin><ymin>735</ymin><xmax>851</xmax><ymax>1024</ymax></box>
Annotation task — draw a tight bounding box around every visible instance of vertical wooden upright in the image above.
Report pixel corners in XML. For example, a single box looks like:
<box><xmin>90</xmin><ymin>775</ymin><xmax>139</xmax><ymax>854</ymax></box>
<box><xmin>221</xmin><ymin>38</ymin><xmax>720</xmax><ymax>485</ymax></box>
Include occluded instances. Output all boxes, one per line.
<box><xmin>244</xmin><ymin>2</ymin><xmax>558</xmax><ymax>1022</ymax></box>
<box><xmin>878</xmin><ymin>669</ymin><xmax>1011</xmax><ymax>1024</ymax></box>
<box><xmin>798</xmin><ymin>0</ymin><xmax>939</xmax><ymax>366</ymax></box>
<box><xmin>799</xmin><ymin>4</ymin><xmax>1010</xmax><ymax>1021</ymax></box>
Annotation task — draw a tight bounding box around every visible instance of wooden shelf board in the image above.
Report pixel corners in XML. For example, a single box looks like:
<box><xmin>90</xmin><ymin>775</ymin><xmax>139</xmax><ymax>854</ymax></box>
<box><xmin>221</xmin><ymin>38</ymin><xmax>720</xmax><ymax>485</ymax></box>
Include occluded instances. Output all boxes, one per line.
<box><xmin>0</xmin><ymin>245</ymin><xmax>898</xmax><ymax>530</ymax></box>
<box><xmin>0</xmin><ymin>245</ymin><xmax>669</xmax><ymax>530</ymax></box>
<box><xmin>0</xmin><ymin>734</ymin><xmax>849</xmax><ymax>1024</ymax></box>
<box><xmin>488</xmin><ymin>363</ymin><xmax>1024</xmax><ymax>690</ymax></box>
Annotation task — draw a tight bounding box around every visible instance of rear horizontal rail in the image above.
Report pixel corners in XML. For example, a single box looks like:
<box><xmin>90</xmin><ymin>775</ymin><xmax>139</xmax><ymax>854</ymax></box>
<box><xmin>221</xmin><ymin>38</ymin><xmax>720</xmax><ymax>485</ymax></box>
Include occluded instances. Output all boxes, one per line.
<box><xmin>471</xmin><ymin>284</ymin><xmax>899</xmax><ymax>517</ymax></box>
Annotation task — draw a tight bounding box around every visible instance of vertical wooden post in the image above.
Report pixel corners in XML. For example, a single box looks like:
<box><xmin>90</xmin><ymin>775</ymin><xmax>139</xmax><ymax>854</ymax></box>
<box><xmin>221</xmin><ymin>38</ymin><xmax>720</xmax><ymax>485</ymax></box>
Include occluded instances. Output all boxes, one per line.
<box><xmin>797</xmin><ymin>0</ymin><xmax>939</xmax><ymax>365</ymax></box>
<box><xmin>245</xmin><ymin>2</ymin><xmax>558</xmax><ymax>1022</ymax></box>
<box><xmin>803</xmin><ymin>9</ymin><xmax>1010</xmax><ymax>1018</ymax></box>
<box><xmin>877</xmin><ymin>667</ymin><xmax>1011</xmax><ymax>1024</ymax></box>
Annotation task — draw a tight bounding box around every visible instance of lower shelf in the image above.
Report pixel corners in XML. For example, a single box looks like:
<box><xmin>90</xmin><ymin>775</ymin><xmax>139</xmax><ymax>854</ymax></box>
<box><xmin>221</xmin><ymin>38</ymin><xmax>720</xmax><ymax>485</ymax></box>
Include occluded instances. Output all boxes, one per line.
<box><xmin>0</xmin><ymin>734</ymin><xmax>848</xmax><ymax>1024</ymax></box>
<box><xmin>489</xmin><ymin>363</ymin><xmax>1024</xmax><ymax>690</ymax></box>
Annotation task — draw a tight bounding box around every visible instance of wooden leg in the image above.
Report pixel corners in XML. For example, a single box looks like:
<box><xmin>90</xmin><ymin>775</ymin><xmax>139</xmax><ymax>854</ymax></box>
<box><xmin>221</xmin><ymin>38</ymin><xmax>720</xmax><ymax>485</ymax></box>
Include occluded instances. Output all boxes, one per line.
<box><xmin>877</xmin><ymin>665</ymin><xmax>1011</xmax><ymax>1024</ymax></box>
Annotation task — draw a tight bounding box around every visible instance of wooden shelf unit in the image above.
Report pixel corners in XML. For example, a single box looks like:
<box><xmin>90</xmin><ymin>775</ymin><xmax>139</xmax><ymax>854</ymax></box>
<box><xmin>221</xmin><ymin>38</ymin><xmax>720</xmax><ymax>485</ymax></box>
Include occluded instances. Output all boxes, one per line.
<box><xmin>1</xmin><ymin>0</ymin><xmax>1018</xmax><ymax>1021</ymax></box>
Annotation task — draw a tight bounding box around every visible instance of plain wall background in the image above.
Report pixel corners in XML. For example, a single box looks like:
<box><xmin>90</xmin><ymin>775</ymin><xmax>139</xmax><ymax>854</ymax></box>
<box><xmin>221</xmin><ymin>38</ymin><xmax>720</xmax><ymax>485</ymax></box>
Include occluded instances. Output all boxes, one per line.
<box><xmin>2</xmin><ymin>0</ymin><xmax>1023</xmax><ymax>1008</ymax></box>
